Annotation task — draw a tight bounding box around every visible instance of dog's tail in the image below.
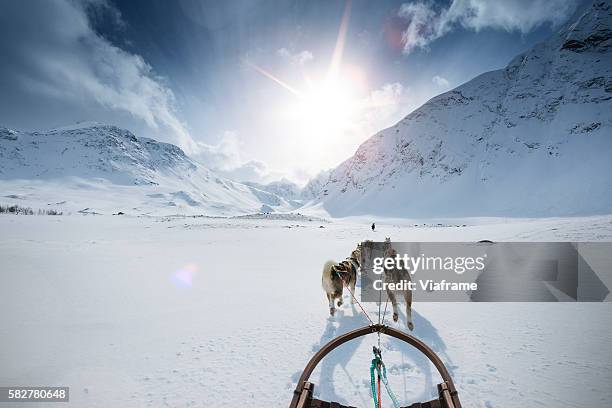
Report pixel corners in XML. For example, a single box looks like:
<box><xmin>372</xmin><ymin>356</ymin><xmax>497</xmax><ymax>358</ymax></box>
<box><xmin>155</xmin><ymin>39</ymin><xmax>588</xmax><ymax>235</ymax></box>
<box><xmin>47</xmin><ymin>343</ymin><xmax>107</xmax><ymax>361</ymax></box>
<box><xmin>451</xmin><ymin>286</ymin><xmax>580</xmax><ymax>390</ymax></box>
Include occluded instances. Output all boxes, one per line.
<box><xmin>323</xmin><ymin>260</ymin><xmax>336</xmax><ymax>277</ymax></box>
<box><xmin>322</xmin><ymin>260</ymin><xmax>337</xmax><ymax>287</ymax></box>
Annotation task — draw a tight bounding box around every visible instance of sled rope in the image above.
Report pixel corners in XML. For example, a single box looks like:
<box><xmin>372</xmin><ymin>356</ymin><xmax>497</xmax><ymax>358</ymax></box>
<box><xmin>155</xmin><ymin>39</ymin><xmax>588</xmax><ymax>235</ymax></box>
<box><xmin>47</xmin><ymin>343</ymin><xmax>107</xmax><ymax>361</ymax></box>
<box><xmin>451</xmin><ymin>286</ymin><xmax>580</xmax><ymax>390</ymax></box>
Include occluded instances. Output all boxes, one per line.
<box><xmin>380</xmin><ymin>296</ymin><xmax>390</xmax><ymax>326</ymax></box>
<box><xmin>335</xmin><ymin>271</ymin><xmax>374</xmax><ymax>325</ymax></box>
<box><xmin>333</xmin><ymin>253</ymin><xmax>398</xmax><ymax>407</ymax></box>
<box><xmin>377</xmin><ymin>371</ymin><xmax>382</xmax><ymax>408</ymax></box>
<box><xmin>370</xmin><ymin>347</ymin><xmax>401</xmax><ymax>408</ymax></box>
<box><xmin>378</xmin><ymin>279</ymin><xmax>382</xmax><ymax>324</ymax></box>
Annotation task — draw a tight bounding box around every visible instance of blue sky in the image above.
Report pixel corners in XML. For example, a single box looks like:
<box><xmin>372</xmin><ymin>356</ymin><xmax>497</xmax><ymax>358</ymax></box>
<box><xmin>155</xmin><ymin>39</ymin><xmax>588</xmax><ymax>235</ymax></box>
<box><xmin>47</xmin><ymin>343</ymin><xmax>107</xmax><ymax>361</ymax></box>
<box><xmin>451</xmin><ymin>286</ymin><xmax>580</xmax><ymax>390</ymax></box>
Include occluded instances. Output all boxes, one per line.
<box><xmin>0</xmin><ymin>0</ymin><xmax>581</xmax><ymax>184</ymax></box>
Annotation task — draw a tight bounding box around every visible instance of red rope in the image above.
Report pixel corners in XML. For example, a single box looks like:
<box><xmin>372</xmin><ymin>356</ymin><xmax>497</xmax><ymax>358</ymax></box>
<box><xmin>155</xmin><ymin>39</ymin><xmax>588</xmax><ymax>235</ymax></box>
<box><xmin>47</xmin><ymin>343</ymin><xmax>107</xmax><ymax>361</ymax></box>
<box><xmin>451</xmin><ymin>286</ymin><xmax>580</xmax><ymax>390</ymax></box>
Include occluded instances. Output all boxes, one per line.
<box><xmin>336</xmin><ymin>272</ymin><xmax>374</xmax><ymax>325</ymax></box>
<box><xmin>377</xmin><ymin>370</ymin><xmax>382</xmax><ymax>408</ymax></box>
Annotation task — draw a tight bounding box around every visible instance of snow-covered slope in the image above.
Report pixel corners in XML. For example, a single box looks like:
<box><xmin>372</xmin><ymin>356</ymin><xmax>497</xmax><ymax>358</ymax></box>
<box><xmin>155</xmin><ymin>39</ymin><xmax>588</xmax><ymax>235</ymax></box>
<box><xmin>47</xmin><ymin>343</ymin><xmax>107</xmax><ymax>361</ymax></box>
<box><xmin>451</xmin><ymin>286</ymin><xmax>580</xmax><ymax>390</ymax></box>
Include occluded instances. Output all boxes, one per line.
<box><xmin>308</xmin><ymin>1</ymin><xmax>612</xmax><ymax>217</ymax></box>
<box><xmin>243</xmin><ymin>179</ymin><xmax>303</xmax><ymax>207</ymax></box>
<box><xmin>301</xmin><ymin>169</ymin><xmax>331</xmax><ymax>200</ymax></box>
<box><xmin>0</xmin><ymin>123</ymin><xmax>292</xmax><ymax>215</ymax></box>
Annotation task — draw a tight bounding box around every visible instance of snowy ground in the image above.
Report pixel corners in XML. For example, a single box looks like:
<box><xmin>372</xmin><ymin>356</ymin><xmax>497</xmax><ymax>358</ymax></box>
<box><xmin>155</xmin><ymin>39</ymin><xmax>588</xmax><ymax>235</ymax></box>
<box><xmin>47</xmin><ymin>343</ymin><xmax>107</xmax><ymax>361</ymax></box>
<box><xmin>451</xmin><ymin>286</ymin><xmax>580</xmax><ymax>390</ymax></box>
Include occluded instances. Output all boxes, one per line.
<box><xmin>1</xmin><ymin>214</ymin><xmax>612</xmax><ymax>407</ymax></box>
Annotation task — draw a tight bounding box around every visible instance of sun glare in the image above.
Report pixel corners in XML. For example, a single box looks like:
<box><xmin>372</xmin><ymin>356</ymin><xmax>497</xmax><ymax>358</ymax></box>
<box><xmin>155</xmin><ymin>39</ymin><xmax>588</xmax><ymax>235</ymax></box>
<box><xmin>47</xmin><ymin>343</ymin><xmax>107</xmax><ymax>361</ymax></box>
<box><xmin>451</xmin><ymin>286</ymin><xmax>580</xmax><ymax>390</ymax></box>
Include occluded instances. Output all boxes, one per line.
<box><xmin>245</xmin><ymin>0</ymin><xmax>363</xmax><ymax>172</ymax></box>
<box><xmin>290</xmin><ymin>79</ymin><xmax>355</xmax><ymax>138</ymax></box>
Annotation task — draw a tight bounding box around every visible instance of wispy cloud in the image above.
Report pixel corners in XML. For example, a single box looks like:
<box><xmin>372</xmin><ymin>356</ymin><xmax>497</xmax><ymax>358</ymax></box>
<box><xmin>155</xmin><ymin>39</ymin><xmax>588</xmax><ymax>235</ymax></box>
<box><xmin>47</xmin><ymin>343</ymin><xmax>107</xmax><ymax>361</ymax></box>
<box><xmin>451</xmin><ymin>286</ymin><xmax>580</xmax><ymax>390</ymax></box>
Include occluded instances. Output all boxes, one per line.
<box><xmin>362</xmin><ymin>83</ymin><xmax>406</xmax><ymax>124</ymax></box>
<box><xmin>194</xmin><ymin>131</ymin><xmax>278</xmax><ymax>183</ymax></box>
<box><xmin>354</xmin><ymin>82</ymin><xmax>424</xmax><ymax>138</ymax></box>
<box><xmin>398</xmin><ymin>0</ymin><xmax>579</xmax><ymax>54</ymax></box>
<box><xmin>432</xmin><ymin>75</ymin><xmax>450</xmax><ymax>88</ymax></box>
<box><xmin>277</xmin><ymin>48</ymin><xmax>314</xmax><ymax>66</ymax></box>
<box><xmin>0</xmin><ymin>0</ymin><xmax>195</xmax><ymax>152</ymax></box>
<box><xmin>194</xmin><ymin>131</ymin><xmax>246</xmax><ymax>170</ymax></box>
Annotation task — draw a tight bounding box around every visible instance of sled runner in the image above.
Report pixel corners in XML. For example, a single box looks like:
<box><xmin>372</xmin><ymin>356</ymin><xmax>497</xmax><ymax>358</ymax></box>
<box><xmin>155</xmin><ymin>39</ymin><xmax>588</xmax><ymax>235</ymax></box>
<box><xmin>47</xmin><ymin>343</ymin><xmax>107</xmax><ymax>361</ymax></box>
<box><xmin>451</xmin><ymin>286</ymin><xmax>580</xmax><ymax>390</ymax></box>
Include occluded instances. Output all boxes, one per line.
<box><xmin>289</xmin><ymin>324</ymin><xmax>462</xmax><ymax>408</ymax></box>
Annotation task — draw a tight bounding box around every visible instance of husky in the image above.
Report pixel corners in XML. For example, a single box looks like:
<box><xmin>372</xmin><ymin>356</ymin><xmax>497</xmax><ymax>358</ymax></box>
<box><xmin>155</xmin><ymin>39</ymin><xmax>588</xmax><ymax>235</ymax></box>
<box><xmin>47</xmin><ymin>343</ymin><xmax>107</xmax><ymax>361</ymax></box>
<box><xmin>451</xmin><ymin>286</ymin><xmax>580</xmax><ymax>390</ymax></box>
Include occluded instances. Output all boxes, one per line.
<box><xmin>322</xmin><ymin>244</ymin><xmax>361</xmax><ymax>316</ymax></box>
<box><xmin>383</xmin><ymin>237</ymin><xmax>414</xmax><ymax>331</ymax></box>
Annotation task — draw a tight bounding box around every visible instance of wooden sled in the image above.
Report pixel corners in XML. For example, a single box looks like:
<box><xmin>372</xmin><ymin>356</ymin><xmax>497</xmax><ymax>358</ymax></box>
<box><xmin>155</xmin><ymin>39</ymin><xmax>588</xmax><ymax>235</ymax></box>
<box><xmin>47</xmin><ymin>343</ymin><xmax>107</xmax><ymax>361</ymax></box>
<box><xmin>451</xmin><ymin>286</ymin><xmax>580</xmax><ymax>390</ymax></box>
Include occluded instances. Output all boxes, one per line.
<box><xmin>289</xmin><ymin>324</ymin><xmax>462</xmax><ymax>408</ymax></box>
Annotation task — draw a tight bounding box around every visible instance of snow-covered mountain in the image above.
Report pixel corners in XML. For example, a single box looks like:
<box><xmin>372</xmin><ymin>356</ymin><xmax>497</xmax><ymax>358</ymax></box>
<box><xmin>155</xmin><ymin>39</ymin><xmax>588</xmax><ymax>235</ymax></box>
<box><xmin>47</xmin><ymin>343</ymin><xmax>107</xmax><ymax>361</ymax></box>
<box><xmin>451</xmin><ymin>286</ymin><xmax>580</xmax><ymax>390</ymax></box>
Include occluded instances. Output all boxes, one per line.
<box><xmin>307</xmin><ymin>0</ymin><xmax>612</xmax><ymax>217</ymax></box>
<box><xmin>243</xmin><ymin>179</ymin><xmax>303</xmax><ymax>206</ymax></box>
<box><xmin>301</xmin><ymin>170</ymin><xmax>331</xmax><ymax>201</ymax></box>
<box><xmin>0</xmin><ymin>123</ymin><xmax>293</xmax><ymax>215</ymax></box>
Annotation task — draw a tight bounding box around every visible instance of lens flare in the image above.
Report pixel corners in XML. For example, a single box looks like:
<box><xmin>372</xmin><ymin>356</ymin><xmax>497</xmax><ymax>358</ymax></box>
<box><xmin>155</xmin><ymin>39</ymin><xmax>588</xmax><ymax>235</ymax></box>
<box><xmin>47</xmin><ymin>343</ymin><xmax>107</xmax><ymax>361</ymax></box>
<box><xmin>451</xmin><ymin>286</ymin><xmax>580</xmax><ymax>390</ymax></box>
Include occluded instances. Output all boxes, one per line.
<box><xmin>170</xmin><ymin>263</ymin><xmax>198</xmax><ymax>289</ymax></box>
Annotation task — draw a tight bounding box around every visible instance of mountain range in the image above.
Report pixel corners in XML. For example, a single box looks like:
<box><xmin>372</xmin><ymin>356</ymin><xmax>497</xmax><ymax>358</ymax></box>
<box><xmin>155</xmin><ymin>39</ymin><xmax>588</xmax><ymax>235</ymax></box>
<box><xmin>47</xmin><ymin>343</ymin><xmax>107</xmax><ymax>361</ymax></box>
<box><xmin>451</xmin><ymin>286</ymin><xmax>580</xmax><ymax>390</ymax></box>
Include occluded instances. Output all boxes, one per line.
<box><xmin>0</xmin><ymin>123</ymin><xmax>295</xmax><ymax>215</ymax></box>
<box><xmin>1</xmin><ymin>1</ymin><xmax>610</xmax><ymax>217</ymax></box>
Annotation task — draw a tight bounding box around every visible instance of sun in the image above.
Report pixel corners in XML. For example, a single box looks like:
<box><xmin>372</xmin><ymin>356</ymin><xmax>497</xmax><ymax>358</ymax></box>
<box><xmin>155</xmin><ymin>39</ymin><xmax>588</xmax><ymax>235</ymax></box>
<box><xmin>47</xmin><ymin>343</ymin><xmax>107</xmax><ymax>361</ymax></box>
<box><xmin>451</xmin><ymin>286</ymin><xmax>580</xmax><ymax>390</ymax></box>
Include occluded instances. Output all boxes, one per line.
<box><xmin>290</xmin><ymin>78</ymin><xmax>355</xmax><ymax>138</ymax></box>
<box><xmin>244</xmin><ymin>58</ymin><xmax>359</xmax><ymax>140</ymax></box>
<box><xmin>243</xmin><ymin>0</ymin><xmax>361</xmax><ymax>171</ymax></box>
<box><xmin>244</xmin><ymin>0</ymin><xmax>357</xmax><ymax>142</ymax></box>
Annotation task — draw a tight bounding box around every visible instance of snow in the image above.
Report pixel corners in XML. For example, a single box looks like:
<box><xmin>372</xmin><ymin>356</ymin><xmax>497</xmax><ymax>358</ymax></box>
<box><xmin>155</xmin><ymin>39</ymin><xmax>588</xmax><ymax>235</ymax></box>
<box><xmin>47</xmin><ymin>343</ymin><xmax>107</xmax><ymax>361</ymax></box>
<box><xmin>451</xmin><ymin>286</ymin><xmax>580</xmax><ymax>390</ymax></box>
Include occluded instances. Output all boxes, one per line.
<box><xmin>306</xmin><ymin>0</ymin><xmax>612</xmax><ymax>218</ymax></box>
<box><xmin>1</xmin><ymin>214</ymin><xmax>611</xmax><ymax>407</ymax></box>
<box><xmin>0</xmin><ymin>123</ymin><xmax>296</xmax><ymax>216</ymax></box>
<box><xmin>244</xmin><ymin>179</ymin><xmax>303</xmax><ymax>203</ymax></box>
<box><xmin>3</xmin><ymin>2</ymin><xmax>611</xmax><ymax>221</ymax></box>
<box><xmin>1</xmin><ymin>3</ymin><xmax>611</xmax><ymax>407</ymax></box>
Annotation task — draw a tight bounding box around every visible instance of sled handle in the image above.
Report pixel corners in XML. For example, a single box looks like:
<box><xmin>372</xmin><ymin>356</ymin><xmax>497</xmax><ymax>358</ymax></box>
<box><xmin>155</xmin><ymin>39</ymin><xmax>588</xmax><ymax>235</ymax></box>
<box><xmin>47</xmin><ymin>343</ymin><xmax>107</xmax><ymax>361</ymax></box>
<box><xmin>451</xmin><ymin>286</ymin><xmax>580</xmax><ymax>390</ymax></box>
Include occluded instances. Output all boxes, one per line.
<box><xmin>289</xmin><ymin>324</ymin><xmax>461</xmax><ymax>408</ymax></box>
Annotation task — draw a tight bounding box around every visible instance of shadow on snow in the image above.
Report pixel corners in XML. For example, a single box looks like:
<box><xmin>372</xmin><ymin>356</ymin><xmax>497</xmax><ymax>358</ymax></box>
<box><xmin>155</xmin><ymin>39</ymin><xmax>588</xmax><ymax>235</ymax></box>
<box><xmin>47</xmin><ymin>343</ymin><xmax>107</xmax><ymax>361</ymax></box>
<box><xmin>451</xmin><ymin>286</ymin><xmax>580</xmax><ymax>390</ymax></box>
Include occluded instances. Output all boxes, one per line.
<box><xmin>305</xmin><ymin>304</ymin><xmax>454</xmax><ymax>406</ymax></box>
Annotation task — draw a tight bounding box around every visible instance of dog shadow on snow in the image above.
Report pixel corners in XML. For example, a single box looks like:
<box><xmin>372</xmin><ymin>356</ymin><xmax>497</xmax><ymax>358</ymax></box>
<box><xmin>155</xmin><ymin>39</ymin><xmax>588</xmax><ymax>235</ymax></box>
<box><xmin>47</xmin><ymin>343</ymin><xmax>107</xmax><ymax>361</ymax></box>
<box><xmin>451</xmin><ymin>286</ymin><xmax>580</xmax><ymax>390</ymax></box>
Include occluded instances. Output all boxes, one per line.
<box><xmin>304</xmin><ymin>305</ymin><xmax>454</xmax><ymax>406</ymax></box>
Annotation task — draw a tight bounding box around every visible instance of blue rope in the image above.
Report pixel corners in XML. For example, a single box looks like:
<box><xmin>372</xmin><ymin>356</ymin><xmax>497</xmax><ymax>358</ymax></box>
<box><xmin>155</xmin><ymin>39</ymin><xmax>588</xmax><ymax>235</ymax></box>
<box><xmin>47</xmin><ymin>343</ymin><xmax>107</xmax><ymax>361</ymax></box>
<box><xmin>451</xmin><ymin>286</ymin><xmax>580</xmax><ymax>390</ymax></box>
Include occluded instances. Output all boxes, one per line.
<box><xmin>370</xmin><ymin>348</ymin><xmax>400</xmax><ymax>408</ymax></box>
<box><xmin>370</xmin><ymin>358</ymin><xmax>379</xmax><ymax>408</ymax></box>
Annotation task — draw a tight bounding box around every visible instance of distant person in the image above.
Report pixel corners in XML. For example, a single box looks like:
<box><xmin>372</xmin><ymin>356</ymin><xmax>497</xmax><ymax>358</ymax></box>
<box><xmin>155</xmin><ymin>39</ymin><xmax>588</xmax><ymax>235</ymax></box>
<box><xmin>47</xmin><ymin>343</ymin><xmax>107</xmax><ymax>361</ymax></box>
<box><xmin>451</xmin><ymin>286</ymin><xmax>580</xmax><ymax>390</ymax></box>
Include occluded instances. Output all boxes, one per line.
<box><xmin>371</xmin><ymin>223</ymin><xmax>375</xmax><ymax>232</ymax></box>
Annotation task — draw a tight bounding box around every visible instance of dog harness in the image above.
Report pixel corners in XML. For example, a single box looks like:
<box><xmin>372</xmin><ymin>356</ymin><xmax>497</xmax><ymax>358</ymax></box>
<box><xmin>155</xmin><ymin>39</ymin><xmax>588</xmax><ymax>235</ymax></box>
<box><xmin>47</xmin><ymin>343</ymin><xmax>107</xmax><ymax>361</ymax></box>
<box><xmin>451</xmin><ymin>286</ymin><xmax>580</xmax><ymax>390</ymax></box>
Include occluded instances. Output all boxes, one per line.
<box><xmin>333</xmin><ymin>257</ymin><xmax>359</xmax><ymax>281</ymax></box>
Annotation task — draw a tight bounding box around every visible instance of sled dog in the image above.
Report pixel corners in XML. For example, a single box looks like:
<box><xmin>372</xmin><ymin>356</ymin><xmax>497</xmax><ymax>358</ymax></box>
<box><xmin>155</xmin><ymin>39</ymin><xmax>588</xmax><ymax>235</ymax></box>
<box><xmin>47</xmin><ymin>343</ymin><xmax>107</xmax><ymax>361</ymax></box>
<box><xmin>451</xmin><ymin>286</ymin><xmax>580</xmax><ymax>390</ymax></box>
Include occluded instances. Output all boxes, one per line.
<box><xmin>383</xmin><ymin>237</ymin><xmax>414</xmax><ymax>331</ymax></box>
<box><xmin>322</xmin><ymin>244</ymin><xmax>361</xmax><ymax>316</ymax></box>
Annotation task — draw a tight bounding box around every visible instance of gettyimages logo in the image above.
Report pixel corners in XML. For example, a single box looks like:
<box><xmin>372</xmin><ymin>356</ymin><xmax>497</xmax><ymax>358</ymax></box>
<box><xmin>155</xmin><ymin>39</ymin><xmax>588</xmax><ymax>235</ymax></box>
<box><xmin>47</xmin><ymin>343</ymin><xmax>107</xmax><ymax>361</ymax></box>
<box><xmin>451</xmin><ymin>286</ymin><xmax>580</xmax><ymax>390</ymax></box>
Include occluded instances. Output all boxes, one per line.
<box><xmin>372</xmin><ymin>253</ymin><xmax>487</xmax><ymax>275</ymax></box>
<box><xmin>360</xmin><ymin>242</ymin><xmax>611</xmax><ymax>302</ymax></box>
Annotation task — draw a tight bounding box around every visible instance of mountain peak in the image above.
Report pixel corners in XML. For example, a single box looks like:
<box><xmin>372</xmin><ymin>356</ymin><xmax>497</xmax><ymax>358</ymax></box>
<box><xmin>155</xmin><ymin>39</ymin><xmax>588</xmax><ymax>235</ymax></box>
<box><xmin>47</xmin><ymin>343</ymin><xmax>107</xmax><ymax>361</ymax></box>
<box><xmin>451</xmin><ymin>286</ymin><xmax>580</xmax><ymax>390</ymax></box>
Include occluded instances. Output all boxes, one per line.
<box><xmin>561</xmin><ymin>1</ymin><xmax>612</xmax><ymax>52</ymax></box>
<box><xmin>308</xmin><ymin>0</ymin><xmax>612</xmax><ymax>217</ymax></box>
<box><xmin>0</xmin><ymin>124</ymin><xmax>296</xmax><ymax>215</ymax></box>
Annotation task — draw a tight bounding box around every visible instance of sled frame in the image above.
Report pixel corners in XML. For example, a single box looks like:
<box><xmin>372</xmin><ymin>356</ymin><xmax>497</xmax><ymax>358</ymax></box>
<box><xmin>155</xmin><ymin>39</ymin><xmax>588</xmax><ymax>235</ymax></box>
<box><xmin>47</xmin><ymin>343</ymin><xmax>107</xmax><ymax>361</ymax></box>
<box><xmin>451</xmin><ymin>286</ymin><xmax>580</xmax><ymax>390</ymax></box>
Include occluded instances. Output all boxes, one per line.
<box><xmin>289</xmin><ymin>324</ymin><xmax>462</xmax><ymax>408</ymax></box>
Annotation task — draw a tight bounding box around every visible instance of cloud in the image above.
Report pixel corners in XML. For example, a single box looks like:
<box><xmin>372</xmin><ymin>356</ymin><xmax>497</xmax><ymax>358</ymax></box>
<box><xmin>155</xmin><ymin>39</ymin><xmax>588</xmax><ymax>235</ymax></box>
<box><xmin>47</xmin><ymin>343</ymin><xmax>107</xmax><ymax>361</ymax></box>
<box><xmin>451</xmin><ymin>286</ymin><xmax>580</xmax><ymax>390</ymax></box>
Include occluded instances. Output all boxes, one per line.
<box><xmin>277</xmin><ymin>48</ymin><xmax>314</xmax><ymax>66</ymax></box>
<box><xmin>221</xmin><ymin>160</ymin><xmax>272</xmax><ymax>183</ymax></box>
<box><xmin>354</xmin><ymin>81</ymin><xmax>443</xmax><ymax>143</ymax></box>
<box><xmin>398</xmin><ymin>0</ymin><xmax>579</xmax><ymax>54</ymax></box>
<box><xmin>361</xmin><ymin>82</ymin><xmax>406</xmax><ymax>126</ymax></box>
<box><xmin>398</xmin><ymin>2</ymin><xmax>440</xmax><ymax>54</ymax></box>
<box><xmin>349</xmin><ymin>81</ymin><xmax>424</xmax><ymax>141</ymax></box>
<box><xmin>432</xmin><ymin>75</ymin><xmax>450</xmax><ymax>87</ymax></box>
<box><xmin>194</xmin><ymin>131</ymin><xmax>276</xmax><ymax>183</ymax></box>
<box><xmin>0</xmin><ymin>0</ymin><xmax>195</xmax><ymax>152</ymax></box>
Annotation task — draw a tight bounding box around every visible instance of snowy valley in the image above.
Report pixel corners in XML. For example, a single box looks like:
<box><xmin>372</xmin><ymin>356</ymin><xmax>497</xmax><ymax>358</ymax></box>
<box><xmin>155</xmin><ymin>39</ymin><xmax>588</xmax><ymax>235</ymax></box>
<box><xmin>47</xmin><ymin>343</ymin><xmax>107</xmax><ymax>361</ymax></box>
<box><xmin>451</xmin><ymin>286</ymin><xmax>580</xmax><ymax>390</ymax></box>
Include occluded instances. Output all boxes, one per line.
<box><xmin>1</xmin><ymin>214</ymin><xmax>612</xmax><ymax>407</ymax></box>
<box><xmin>4</xmin><ymin>1</ymin><xmax>610</xmax><ymax>220</ymax></box>
<box><xmin>1</xmin><ymin>1</ymin><xmax>612</xmax><ymax>408</ymax></box>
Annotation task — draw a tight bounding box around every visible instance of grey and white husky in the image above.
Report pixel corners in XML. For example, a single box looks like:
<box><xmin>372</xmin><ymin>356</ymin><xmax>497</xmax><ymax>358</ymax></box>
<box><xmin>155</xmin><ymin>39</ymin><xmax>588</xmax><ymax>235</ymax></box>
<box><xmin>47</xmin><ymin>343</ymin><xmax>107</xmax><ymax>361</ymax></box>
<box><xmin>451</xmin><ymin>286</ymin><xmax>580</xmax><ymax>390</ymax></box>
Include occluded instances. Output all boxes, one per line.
<box><xmin>321</xmin><ymin>244</ymin><xmax>361</xmax><ymax>316</ymax></box>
